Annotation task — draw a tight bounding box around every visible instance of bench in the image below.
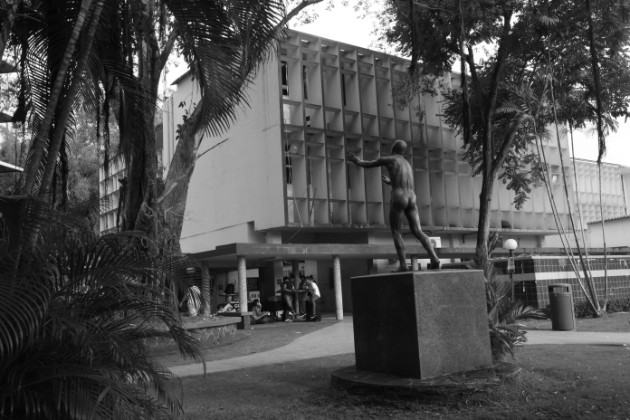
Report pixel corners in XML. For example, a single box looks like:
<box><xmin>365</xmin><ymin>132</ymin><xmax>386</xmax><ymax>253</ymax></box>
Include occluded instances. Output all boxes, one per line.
<box><xmin>218</xmin><ymin>311</ymin><xmax>253</xmax><ymax>329</ymax></box>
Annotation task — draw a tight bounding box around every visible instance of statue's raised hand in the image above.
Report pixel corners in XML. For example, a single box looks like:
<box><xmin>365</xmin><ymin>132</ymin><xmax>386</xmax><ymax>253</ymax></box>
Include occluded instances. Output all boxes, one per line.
<box><xmin>346</xmin><ymin>152</ymin><xmax>359</xmax><ymax>163</ymax></box>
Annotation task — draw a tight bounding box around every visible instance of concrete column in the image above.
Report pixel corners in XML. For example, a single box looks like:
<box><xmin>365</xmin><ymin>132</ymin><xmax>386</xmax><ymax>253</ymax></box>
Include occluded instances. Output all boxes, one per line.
<box><xmin>411</xmin><ymin>257</ymin><xmax>419</xmax><ymax>271</ymax></box>
<box><xmin>291</xmin><ymin>260</ymin><xmax>301</xmax><ymax>313</ymax></box>
<box><xmin>201</xmin><ymin>264</ymin><xmax>212</xmax><ymax>315</ymax></box>
<box><xmin>291</xmin><ymin>260</ymin><xmax>300</xmax><ymax>284</ymax></box>
<box><xmin>333</xmin><ymin>255</ymin><xmax>343</xmax><ymax>320</ymax></box>
<box><xmin>237</xmin><ymin>256</ymin><xmax>248</xmax><ymax>315</ymax></box>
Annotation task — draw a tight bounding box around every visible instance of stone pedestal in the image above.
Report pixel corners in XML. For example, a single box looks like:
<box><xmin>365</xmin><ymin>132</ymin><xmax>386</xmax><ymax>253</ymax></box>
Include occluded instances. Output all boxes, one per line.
<box><xmin>351</xmin><ymin>270</ymin><xmax>492</xmax><ymax>380</ymax></box>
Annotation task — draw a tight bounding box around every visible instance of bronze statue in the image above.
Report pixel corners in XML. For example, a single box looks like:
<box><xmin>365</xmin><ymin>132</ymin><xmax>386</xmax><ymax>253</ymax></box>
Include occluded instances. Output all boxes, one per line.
<box><xmin>347</xmin><ymin>139</ymin><xmax>440</xmax><ymax>271</ymax></box>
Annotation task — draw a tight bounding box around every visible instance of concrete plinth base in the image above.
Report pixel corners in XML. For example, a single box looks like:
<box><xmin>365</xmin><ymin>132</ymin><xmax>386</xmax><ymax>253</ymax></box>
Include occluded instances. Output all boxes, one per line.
<box><xmin>331</xmin><ymin>362</ymin><xmax>519</xmax><ymax>395</ymax></box>
<box><xmin>351</xmin><ymin>270</ymin><xmax>492</xmax><ymax>380</ymax></box>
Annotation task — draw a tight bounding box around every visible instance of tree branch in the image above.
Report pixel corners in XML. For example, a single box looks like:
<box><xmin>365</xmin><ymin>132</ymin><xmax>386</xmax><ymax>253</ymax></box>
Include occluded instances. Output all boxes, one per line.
<box><xmin>157</xmin><ymin>25</ymin><xmax>179</xmax><ymax>75</ymax></box>
<box><xmin>276</xmin><ymin>0</ymin><xmax>324</xmax><ymax>29</ymax></box>
<box><xmin>491</xmin><ymin>115</ymin><xmax>527</xmax><ymax>177</ymax></box>
<box><xmin>483</xmin><ymin>10</ymin><xmax>513</xmax><ymax>169</ymax></box>
<box><xmin>466</xmin><ymin>46</ymin><xmax>485</xmax><ymax>127</ymax></box>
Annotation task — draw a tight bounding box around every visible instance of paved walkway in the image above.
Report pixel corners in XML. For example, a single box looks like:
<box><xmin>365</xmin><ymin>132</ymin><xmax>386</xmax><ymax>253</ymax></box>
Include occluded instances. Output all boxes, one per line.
<box><xmin>168</xmin><ymin>316</ymin><xmax>630</xmax><ymax>377</ymax></box>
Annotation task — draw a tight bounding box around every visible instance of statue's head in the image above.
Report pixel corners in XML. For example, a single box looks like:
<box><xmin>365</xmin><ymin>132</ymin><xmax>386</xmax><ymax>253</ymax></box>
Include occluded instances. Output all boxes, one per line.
<box><xmin>391</xmin><ymin>139</ymin><xmax>407</xmax><ymax>155</ymax></box>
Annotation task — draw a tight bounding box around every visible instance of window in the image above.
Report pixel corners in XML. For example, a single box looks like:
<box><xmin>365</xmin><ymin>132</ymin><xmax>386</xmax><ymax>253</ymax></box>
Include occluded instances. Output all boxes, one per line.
<box><xmin>302</xmin><ymin>65</ymin><xmax>308</xmax><ymax>100</ymax></box>
<box><xmin>281</xmin><ymin>61</ymin><xmax>289</xmax><ymax>96</ymax></box>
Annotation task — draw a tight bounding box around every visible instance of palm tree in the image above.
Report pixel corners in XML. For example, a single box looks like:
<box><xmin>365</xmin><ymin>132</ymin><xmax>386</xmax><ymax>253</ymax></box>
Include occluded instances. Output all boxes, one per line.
<box><xmin>12</xmin><ymin>0</ymin><xmax>321</xmax><ymax>248</ymax></box>
<box><xmin>0</xmin><ymin>196</ymin><xmax>202</xmax><ymax>419</ymax></box>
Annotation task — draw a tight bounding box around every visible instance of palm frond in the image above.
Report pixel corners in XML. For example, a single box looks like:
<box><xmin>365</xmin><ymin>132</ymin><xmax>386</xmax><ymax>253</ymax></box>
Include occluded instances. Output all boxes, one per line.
<box><xmin>0</xmin><ymin>197</ymin><xmax>202</xmax><ymax>419</ymax></box>
<box><xmin>167</xmin><ymin>0</ymin><xmax>285</xmax><ymax>135</ymax></box>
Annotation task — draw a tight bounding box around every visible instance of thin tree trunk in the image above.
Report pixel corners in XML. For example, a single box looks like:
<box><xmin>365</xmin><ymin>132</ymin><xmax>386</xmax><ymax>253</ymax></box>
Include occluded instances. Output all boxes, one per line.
<box><xmin>585</xmin><ymin>0</ymin><xmax>606</xmax><ymax>163</ymax></box>
<box><xmin>458</xmin><ymin>0</ymin><xmax>471</xmax><ymax>144</ymax></box>
<box><xmin>23</xmin><ymin>0</ymin><xmax>95</xmax><ymax>194</ymax></box>
<box><xmin>38</xmin><ymin>0</ymin><xmax>105</xmax><ymax>199</ymax></box>
<box><xmin>549</xmin><ymin>75</ymin><xmax>601</xmax><ymax>315</ymax></box>
<box><xmin>535</xmin><ymin>133</ymin><xmax>597</xmax><ymax>311</ymax></box>
<box><xmin>569</xmin><ymin>125</ymin><xmax>591</xmax><ymax>262</ymax></box>
<box><xmin>598</xmin><ymin>162</ymin><xmax>609</xmax><ymax>307</ymax></box>
<box><xmin>586</xmin><ymin>0</ymin><xmax>609</xmax><ymax>310</ymax></box>
<box><xmin>0</xmin><ymin>0</ymin><xmax>20</xmax><ymax>62</ymax></box>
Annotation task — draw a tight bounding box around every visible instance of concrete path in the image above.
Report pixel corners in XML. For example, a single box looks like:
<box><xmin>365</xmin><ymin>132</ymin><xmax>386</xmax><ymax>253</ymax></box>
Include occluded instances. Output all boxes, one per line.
<box><xmin>525</xmin><ymin>330</ymin><xmax>630</xmax><ymax>346</ymax></box>
<box><xmin>168</xmin><ymin>316</ymin><xmax>630</xmax><ymax>377</ymax></box>
<box><xmin>169</xmin><ymin>317</ymin><xmax>355</xmax><ymax>377</ymax></box>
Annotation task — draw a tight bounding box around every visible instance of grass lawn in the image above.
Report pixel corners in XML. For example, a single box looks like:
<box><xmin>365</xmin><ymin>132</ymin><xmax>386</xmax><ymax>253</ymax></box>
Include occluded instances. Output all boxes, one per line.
<box><xmin>175</xmin><ymin>313</ymin><xmax>630</xmax><ymax>419</ymax></box>
<box><xmin>522</xmin><ymin>311</ymin><xmax>630</xmax><ymax>332</ymax></box>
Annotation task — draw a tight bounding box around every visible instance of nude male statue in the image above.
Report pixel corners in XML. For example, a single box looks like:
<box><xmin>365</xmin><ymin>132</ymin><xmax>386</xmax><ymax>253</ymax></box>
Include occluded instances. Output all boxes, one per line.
<box><xmin>346</xmin><ymin>139</ymin><xmax>440</xmax><ymax>271</ymax></box>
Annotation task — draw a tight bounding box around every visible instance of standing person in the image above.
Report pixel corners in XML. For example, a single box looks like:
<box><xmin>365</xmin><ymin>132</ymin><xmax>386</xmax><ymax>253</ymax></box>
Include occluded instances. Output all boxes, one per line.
<box><xmin>297</xmin><ymin>274</ymin><xmax>308</xmax><ymax>317</ymax></box>
<box><xmin>347</xmin><ymin>139</ymin><xmax>440</xmax><ymax>271</ymax></box>
<box><xmin>304</xmin><ymin>275</ymin><xmax>321</xmax><ymax>322</ymax></box>
<box><xmin>280</xmin><ymin>277</ymin><xmax>296</xmax><ymax>321</ymax></box>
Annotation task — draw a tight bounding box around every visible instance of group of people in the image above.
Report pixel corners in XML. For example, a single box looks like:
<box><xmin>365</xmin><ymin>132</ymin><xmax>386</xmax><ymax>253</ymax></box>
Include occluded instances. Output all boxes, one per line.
<box><xmin>213</xmin><ymin>273</ymin><xmax>320</xmax><ymax>324</ymax></box>
<box><xmin>281</xmin><ymin>274</ymin><xmax>320</xmax><ymax>322</ymax></box>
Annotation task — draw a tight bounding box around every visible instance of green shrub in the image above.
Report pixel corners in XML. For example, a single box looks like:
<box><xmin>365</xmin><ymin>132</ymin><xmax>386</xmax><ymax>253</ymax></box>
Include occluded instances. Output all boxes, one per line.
<box><xmin>486</xmin><ymin>276</ymin><xmax>545</xmax><ymax>361</ymax></box>
<box><xmin>547</xmin><ymin>297</ymin><xmax>630</xmax><ymax>319</ymax></box>
<box><xmin>605</xmin><ymin>297</ymin><xmax>630</xmax><ymax>313</ymax></box>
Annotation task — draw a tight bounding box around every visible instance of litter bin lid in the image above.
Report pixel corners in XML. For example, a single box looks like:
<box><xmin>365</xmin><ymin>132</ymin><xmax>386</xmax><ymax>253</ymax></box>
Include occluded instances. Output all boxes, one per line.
<box><xmin>548</xmin><ymin>283</ymin><xmax>572</xmax><ymax>292</ymax></box>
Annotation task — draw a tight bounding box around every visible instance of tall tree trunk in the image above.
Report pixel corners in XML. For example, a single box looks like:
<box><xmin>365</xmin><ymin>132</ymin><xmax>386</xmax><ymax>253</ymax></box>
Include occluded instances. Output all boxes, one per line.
<box><xmin>476</xmin><ymin>173</ymin><xmax>494</xmax><ymax>270</ymax></box>
<box><xmin>157</xmin><ymin>103</ymin><xmax>203</xmax><ymax>253</ymax></box>
<box><xmin>473</xmin><ymin>11</ymin><xmax>512</xmax><ymax>271</ymax></box>
<box><xmin>122</xmin><ymin>0</ymin><xmax>174</xmax><ymax>237</ymax></box>
<box><xmin>0</xmin><ymin>0</ymin><xmax>20</xmax><ymax>61</ymax></box>
<box><xmin>23</xmin><ymin>0</ymin><xmax>94</xmax><ymax>194</ymax></box>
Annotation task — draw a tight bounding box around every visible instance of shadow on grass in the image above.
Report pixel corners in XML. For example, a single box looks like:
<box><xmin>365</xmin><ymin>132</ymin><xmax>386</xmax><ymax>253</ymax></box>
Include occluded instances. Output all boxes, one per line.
<box><xmin>178</xmin><ymin>344</ymin><xmax>630</xmax><ymax>419</ymax></box>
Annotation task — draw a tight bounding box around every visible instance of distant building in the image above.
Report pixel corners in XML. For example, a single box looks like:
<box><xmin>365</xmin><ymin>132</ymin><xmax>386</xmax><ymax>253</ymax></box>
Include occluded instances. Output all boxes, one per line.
<box><xmin>161</xmin><ymin>29</ymin><xmax>572</xmax><ymax>315</ymax></box>
<box><xmin>588</xmin><ymin>215</ymin><xmax>630</xmax><ymax>248</ymax></box>
<box><xmin>572</xmin><ymin>158</ymin><xmax>629</xmax><ymax>223</ymax></box>
<box><xmin>98</xmin><ymin>156</ymin><xmax>126</xmax><ymax>234</ymax></box>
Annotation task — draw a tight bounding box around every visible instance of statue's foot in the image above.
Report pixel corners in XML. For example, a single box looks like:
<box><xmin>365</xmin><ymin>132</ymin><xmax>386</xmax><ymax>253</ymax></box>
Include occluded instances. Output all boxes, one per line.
<box><xmin>428</xmin><ymin>261</ymin><xmax>441</xmax><ymax>270</ymax></box>
<box><xmin>396</xmin><ymin>266</ymin><xmax>409</xmax><ymax>272</ymax></box>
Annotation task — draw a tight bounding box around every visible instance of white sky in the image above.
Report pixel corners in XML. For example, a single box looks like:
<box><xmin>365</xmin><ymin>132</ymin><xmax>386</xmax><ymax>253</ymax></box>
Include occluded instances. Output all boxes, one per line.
<box><xmin>295</xmin><ymin>3</ymin><xmax>630</xmax><ymax>167</ymax></box>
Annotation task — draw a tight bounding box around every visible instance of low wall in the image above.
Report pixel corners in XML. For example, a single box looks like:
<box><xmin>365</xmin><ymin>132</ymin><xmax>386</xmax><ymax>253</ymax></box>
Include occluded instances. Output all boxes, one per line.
<box><xmin>493</xmin><ymin>255</ymin><xmax>630</xmax><ymax>308</ymax></box>
<box><xmin>146</xmin><ymin>316</ymin><xmax>240</xmax><ymax>354</ymax></box>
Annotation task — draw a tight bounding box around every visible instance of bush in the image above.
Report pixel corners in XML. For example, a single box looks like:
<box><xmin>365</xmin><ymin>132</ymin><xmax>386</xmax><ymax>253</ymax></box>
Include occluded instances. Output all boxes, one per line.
<box><xmin>605</xmin><ymin>297</ymin><xmax>630</xmax><ymax>313</ymax></box>
<box><xmin>546</xmin><ymin>297</ymin><xmax>630</xmax><ymax>319</ymax></box>
<box><xmin>486</xmin><ymin>276</ymin><xmax>545</xmax><ymax>361</ymax></box>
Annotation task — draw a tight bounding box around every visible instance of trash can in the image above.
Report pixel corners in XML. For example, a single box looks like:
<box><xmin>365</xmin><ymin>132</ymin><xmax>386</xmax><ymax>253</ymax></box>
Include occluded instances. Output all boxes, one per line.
<box><xmin>548</xmin><ymin>283</ymin><xmax>575</xmax><ymax>331</ymax></box>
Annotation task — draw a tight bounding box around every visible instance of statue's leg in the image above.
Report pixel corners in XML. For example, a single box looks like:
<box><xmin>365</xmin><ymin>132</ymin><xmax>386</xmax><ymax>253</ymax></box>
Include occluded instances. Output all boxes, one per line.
<box><xmin>406</xmin><ymin>206</ymin><xmax>440</xmax><ymax>266</ymax></box>
<box><xmin>389</xmin><ymin>208</ymin><xmax>408</xmax><ymax>271</ymax></box>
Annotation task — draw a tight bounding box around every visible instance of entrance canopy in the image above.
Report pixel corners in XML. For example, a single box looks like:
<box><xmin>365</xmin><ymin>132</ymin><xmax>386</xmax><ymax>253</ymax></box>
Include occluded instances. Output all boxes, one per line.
<box><xmin>190</xmin><ymin>242</ymin><xmax>624</xmax><ymax>269</ymax></box>
<box><xmin>192</xmin><ymin>243</ymin><xmax>478</xmax><ymax>269</ymax></box>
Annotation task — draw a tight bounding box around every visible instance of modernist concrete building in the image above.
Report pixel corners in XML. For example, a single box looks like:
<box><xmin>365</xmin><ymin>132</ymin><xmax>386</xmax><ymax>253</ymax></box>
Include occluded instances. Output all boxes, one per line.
<box><xmin>158</xmin><ymin>29</ymin><xmax>574</xmax><ymax>317</ymax></box>
<box><xmin>572</xmin><ymin>158</ymin><xmax>629</xmax><ymax>223</ymax></box>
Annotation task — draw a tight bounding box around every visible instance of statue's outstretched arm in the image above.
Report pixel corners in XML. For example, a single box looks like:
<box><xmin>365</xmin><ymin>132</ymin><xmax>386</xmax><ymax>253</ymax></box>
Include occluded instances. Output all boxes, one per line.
<box><xmin>346</xmin><ymin>151</ymin><xmax>383</xmax><ymax>168</ymax></box>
